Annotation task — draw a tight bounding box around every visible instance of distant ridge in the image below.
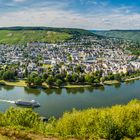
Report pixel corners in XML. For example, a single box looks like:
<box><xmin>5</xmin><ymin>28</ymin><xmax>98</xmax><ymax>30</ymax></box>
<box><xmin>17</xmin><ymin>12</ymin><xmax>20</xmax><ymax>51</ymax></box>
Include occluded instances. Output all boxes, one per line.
<box><xmin>0</xmin><ymin>26</ymin><xmax>95</xmax><ymax>36</ymax></box>
<box><xmin>110</xmin><ymin>29</ymin><xmax>140</xmax><ymax>32</ymax></box>
<box><xmin>92</xmin><ymin>30</ymin><xmax>140</xmax><ymax>43</ymax></box>
<box><xmin>0</xmin><ymin>26</ymin><xmax>86</xmax><ymax>30</ymax></box>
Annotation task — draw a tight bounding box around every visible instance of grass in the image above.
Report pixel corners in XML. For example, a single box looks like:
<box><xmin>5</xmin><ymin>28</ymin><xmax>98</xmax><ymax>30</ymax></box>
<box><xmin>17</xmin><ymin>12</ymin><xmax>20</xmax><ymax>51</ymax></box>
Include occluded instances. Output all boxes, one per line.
<box><xmin>0</xmin><ymin>135</ymin><xmax>9</xmax><ymax>140</ymax></box>
<box><xmin>0</xmin><ymin>80</ymin><xmax>27</xmax><ymax>87</ymax></box>
<box><xmin>104</xmin><ymin>80</ymin><xmax>120</xmax><ymax>85</ymax></box>
<box><xmin>0</xmin><ymin>30</ymin><xmax>72</xmax><ymax>45</ymax></box>
<box><xmin>124</xmin><ymin>76</ymin><xmax>140</xmax><ymax>82</ymax></box>
<box><xmin>0</xmin><ymin>127</ymin><xmax>58</xmax><ymax>140</ymax></box>
<box><xmin>0</xmin><ymin>80</ymin><xmax>52</xmax><ymax>89</ymax></box>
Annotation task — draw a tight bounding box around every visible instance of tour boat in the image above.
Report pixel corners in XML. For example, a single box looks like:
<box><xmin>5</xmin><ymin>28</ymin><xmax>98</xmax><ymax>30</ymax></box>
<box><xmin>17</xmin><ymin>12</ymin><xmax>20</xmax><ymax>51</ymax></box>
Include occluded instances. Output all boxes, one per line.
<box><xmin>15</xmin><ymin>100</ymin><xmax>40</xmax><ymax>107</ymax></box>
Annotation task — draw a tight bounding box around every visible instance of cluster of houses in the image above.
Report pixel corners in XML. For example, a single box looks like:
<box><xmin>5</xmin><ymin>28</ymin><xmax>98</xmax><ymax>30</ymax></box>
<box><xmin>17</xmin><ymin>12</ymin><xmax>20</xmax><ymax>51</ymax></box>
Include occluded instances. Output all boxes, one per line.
<box><xmin>0</xmin><ymin>36</ymin><xmax>139</xmax><ymax>78</ymax></box>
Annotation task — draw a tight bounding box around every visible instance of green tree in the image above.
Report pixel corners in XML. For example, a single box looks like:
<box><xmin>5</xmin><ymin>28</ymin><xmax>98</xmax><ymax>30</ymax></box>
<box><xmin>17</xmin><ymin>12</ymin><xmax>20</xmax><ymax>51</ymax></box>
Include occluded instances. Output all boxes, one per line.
<box><xmin>75</xmin><ymin>65</ymin><xmax>84</xmax><ymax>73</ymax></box>
<box><xmin>68</xmin><ymin>55</ymin><xmax>72</xmax><ymax>62</ymax></box>
<box><xmin>71</xmin><ymin>73</ymin><xmax>78</xmax><ymax>83</ymax></box>
<box><xmin>94</xmin><ymin>78</ymin><xmax>100</xmax><ymax>83</ymax></box>
<box><xmin>46</xmin><ymin>76</ymin><xmax>54</xmax><ymax>86</ymax></box>
<box><xmin>85</xmin><ymin>74</ymin><xmax>94</xmax><ymax>84</ymax></box>
<box><xmin>42</xmin><ymin>73</ymin><xmax>48</xmax><ymax>82</ymax></box>
<box><xmin>56</xmin><ymin>79</ymin><xmax>63</xmax><ymax>87</ymax></box>
<box><xmin>34</xmin><ymin>76</ymin><xmax>43</xmax><ymax>86</ymax></box>
<box><xmin>78</xmin><ymin>75</ymin><xmax>85</xmax><ymax>83</ymax></box>
<box><xmin>24</xmin><ymin>67</ymin><xmax>28</xmax><ymax>77</ymax></box>
<box><xmin>65</xmin><ymin>74</ymin><xmax>72</xmax><ymax>83</ymax></box>
<box><xmin>114</xmin><ymin>74</ymin><xmax>122</xmax><ymax>81</ymax></box>
<box><xmin>26</xmin><ymin>76</ymin><xmax>34</xmax><ymax>86</ymax></box>
<box><xmin>2</xmin><ymin>70</ymin><xmax>15</xmax><ymax>80</ymax></box>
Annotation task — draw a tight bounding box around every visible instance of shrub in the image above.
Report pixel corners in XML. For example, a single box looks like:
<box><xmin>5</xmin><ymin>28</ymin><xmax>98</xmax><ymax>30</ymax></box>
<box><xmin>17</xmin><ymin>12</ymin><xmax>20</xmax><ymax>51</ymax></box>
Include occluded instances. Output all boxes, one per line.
<box><xmin>53</xmin><ymin>100</ymin><xmax>140</xmax><ymax>139</ymax></box>
<box><xmin>1</xmin><ymin>100</ymin><xmax>140</xmax><ymax>139</ymax></box>
<box><xmin>3</xmin><ymin>107</ymin><xmax>40</xmax><ymax>128</ymax></box>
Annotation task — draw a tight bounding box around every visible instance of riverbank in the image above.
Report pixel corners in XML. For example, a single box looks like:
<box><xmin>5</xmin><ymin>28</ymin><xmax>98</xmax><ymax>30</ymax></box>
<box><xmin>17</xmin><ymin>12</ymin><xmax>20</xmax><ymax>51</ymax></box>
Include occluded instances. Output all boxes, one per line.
<box><xmin>0</xmin><ymin>80</ymin><xmax>103</xmax><ymax>89</ymax></box>
<box><xmin>0</xmin><ymin>80</ymin><xmax>27</xmax><ymax>87</ymax></box>
<box><xmin>124</xmin><ymin>76</ymin><xmax>140</xmax><ymax>82</ymax></box>
<box><xmin>103</xmin><ymin>80</ymin><xmax>120</xmax><ymax>85</ymax></box>
<box><xmin>0</xmin><ymin>77</ymin><xmax>139</xmax><ymax>89</ymax></box>
<box><xmin>0</xmin><ymin>80</ymin><xmax>50</xmax><ymax>88</ymax></box>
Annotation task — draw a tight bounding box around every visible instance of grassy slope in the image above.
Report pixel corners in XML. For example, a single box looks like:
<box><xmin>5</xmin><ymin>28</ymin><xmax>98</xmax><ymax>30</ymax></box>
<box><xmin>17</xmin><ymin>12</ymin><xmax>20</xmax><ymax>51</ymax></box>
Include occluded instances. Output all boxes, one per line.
<box><xmin>0</xmin><ymin>127</ymin><xmax>58</xmax><ymax>140</ymax></box>
<box><xmin>93</xmin><ymin>30</ymin><xmax>140</xmax><ymax>43</ymax></box>
<box><xmin>0</xmin><ymin>27</ymin><xmax>97</xmax><ymax>45</ymax></box>
<box><xmin>0</xmin><ymin>30</ymin><xmax>72</xmax><ymax>44</ymax></box>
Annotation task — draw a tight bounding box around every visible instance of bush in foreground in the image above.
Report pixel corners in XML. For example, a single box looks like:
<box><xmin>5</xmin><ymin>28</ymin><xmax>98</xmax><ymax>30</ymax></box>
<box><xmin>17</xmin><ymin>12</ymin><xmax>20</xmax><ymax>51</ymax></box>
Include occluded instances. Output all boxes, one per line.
<box><xmin>1</xmin><ymin>100</ymin><xmax>140</xmax><ymax>139</ymax></box>
<box><xmin>53</xmin><ymin>100</ymin><xmax>140</xmax><ymax>139</ymax></box>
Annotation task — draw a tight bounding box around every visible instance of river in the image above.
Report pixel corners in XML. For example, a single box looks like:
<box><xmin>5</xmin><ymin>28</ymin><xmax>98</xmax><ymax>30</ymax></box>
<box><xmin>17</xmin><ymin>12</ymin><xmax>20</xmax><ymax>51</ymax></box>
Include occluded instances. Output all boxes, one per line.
<box><xmin>0</xmin><ymin>80</ymin><xmax>139</xmax><ymax>118</ymax></box>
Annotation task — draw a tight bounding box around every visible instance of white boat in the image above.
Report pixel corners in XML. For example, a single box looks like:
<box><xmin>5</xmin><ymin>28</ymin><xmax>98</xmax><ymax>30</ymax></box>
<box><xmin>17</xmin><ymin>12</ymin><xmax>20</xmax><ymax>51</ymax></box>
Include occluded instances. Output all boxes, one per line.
<box><xmin>15</xmin><ymin>100</ymin><xmax>40</xmax><ymax>108</ymax></box>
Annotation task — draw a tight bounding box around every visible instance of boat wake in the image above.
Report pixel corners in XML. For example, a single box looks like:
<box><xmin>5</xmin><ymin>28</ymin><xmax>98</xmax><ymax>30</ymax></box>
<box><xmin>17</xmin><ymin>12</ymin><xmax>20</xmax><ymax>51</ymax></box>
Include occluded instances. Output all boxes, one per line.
<box><xmin>0</xmin><ymin>99</ymin><xmax>15</xmax><ymax>104</ymax></box>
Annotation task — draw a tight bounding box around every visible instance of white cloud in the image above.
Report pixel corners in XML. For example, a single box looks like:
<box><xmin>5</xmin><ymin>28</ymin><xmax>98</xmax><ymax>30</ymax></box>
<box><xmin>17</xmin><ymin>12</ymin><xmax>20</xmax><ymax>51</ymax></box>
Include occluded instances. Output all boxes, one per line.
<box><xmin>0</xmin><ymin>5</ymin><xmax>140</xmax><ymax>29</ymax></box>
<box><xmin>13</xmin><ymin>0</ymin><xmax>27</xmax><ymax>3</ymax></box>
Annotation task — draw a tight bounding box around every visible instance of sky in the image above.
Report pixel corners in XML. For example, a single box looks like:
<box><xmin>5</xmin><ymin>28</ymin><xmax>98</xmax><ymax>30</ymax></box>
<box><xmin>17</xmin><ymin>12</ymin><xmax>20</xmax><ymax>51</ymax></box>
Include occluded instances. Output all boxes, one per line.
<box><xmin>0</xmin><ymin>0</ymin><xmax>140</xmax><ymax>29</ymax></box>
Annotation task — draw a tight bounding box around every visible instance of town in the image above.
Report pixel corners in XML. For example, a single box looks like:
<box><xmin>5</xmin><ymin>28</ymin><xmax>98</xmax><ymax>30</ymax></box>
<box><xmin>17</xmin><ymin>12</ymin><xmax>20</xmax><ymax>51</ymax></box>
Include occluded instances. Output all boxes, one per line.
<box><xmin>0</xmin><ymin>35</ymin><xmax>140</xmax><ymax>86</ymax></box>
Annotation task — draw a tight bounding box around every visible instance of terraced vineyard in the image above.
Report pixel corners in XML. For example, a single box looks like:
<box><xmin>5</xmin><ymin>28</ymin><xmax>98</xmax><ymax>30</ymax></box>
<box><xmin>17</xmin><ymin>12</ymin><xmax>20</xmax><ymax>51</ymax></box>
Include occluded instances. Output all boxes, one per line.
<box><xmin>0</xmin><ymin>30</ymin><xmax>72</xmax><ymax>44</ymax></box>
<box><xmin>0</xmin><ymin>27</ymin><xmax>96</xmax><ymax>45</ymax></box>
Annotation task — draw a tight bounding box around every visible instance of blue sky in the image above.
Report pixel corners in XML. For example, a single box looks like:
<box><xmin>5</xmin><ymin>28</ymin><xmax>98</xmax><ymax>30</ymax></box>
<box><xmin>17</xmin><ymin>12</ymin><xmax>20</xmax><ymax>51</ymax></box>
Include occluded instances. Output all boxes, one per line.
<box><xmin>0</xmin><ymin>0</ymin><xmax>140</xmax><ymax>29</ymax></box>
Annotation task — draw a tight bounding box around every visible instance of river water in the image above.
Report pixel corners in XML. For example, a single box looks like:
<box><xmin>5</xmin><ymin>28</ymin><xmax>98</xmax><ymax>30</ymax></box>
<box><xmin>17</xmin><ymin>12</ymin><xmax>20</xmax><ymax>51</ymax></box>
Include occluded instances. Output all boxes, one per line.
<box><xmin>0</xmin><ymin>80</ymin><xmax>139</xmax><ymax>118</ymax></box>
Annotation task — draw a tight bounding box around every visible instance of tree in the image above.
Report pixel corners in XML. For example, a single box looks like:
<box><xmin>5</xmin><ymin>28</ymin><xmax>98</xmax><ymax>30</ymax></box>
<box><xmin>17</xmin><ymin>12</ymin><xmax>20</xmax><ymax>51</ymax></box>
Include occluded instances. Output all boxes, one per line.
<box><xmin>85</xmin><ymin>74</ymin><xmax>94</xmax><ymax>84</ymax></box>
<box><xmin>46</xmin><ymin>76</ymin><xmax>54</xmax><ymax>86</ymax></box>
<box><xmin>65</xmin><ymin>74</ymin><xmax>72</xmax><ymax>83</ymax></box>
<box><xmin>94</xmin><ymin>79</ymin><xmax>100</xmax><ymax>83</ymax></box>
<box><xmin>0</xmin><ymin>70</ymin><xmax>4</xmax><ymax>79</ymax></box>
<box><xmin>56</xmin><ymin>79</ymin><xmax>63</xmax><ymax>87</ymax></box>
<box><xmin>2</xmin><ymin>70</ymin><xmax>15</xmax><ymax>80</ymax></box>
<box><xmin>114</xmin><ymin>74</ymin><xmax>121</xmax><ymax>81</ymax></box>
<box><xmin>68</xmin><ymin>55</ymin><xmax>72</xmax><ymax>62</ymax></box>
<box><xmin>26</xmin><ymin>76</ymin><xmax>34</xmax><ymax>86</ymax></box>
<box><xmin>106</xmin><ymin>74</ymin><xmax>114</xmax><ymax>80</ymax></box>
<box><xmin>100</xmin><ymin>77</ymin><xmax>106</xmax><ymax>83</ymax></box>
<box><xmin>76</xmin><ymin>65</ymin><xmax>84</xmax><ymax>73</ymax></box>
<box><xmin>24</xmin><ymin>67</ymin><xmax>28</xmax><ymax>77</ymax></box>
<box><xmin>42</xmin><ymin>73</ymin><xmax>48</xmax><ymax>82</ymax></box>
<box><xmin>26</xmin><ymin>73</ymin><xmax>43</xmax><ymax>86</ymax></box>
<box><xmin>71</xmin><ymin>73</ymin><xmax>78</xmax><ymax>83</ymax></box>
<box><xmin>34</xmin><ymin>76</ymin><xmax>43</xmax><ymax>86</ymax></box>
<box><xmin>78</xmin><ymin>75</ymin><xmax>85</xmax><ymax>83</ymax></box>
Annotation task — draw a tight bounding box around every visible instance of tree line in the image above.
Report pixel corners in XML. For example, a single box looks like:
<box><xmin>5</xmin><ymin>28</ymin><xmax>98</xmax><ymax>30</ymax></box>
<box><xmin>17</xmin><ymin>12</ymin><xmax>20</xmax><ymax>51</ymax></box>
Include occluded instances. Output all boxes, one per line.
<box><xmin>0</xmin><ymin>65</ymin><xmax>140</xmax><ymax>87</ymax></box>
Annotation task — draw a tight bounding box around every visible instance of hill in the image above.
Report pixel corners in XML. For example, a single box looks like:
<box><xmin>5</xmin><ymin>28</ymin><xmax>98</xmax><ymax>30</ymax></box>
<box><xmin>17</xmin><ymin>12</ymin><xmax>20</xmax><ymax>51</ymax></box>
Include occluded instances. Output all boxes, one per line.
<box><xmin>0</xmin><ymin>27</ymin><xmax>96</xmax><ymax>45</ymax></box>
<box><xmin>93</xmin><ymin>30</ymin><xmax>140</xmax><ymax>43</ymax></box>
<box><xmin>0</xmin><ymin>30</ymin><xmax>72</xmax><ymax>45</ymax></box>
